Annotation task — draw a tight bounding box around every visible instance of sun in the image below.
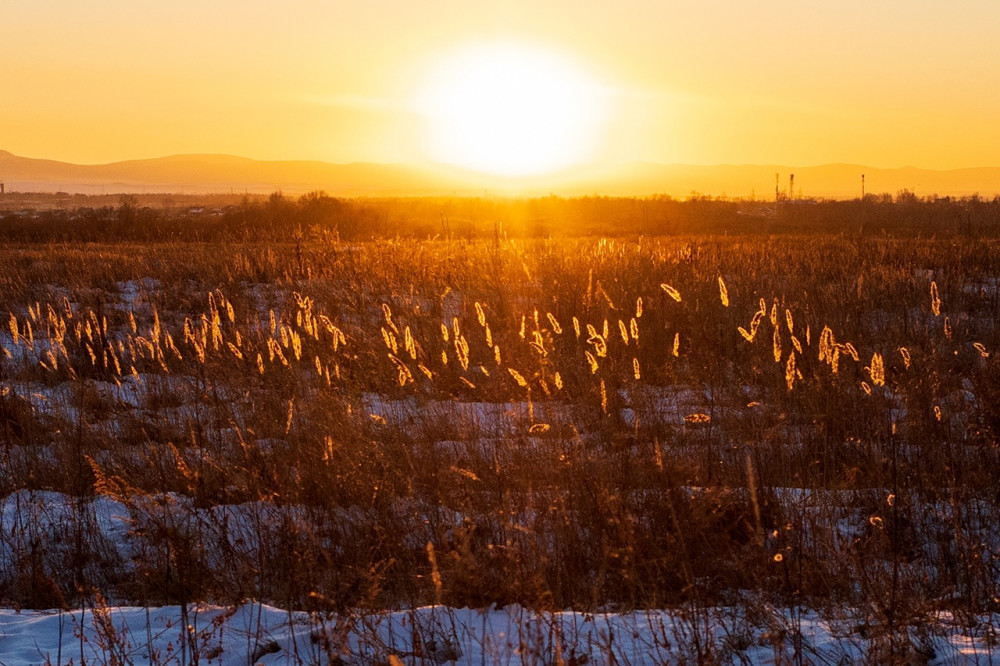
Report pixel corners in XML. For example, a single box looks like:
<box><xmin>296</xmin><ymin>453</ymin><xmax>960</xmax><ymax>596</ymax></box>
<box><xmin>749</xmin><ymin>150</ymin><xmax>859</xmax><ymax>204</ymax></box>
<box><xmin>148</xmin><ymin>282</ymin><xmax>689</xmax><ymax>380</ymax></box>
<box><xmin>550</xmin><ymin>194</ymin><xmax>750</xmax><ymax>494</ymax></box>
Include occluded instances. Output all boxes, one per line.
<box><xmin>415</xmin><ymin>42</ymin><xmax>609</xmax><ymax>177</ymax></box>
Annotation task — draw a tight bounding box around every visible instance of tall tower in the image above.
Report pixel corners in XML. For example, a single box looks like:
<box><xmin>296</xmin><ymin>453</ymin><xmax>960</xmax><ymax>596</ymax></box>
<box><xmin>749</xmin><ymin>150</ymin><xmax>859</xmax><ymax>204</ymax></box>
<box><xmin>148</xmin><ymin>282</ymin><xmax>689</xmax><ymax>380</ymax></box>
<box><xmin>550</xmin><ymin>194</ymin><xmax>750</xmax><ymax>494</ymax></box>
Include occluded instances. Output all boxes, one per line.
<box><xmin>789</xmin><ymin>174</ymin><xmax>795</xmax><ymax>201</ymax></box>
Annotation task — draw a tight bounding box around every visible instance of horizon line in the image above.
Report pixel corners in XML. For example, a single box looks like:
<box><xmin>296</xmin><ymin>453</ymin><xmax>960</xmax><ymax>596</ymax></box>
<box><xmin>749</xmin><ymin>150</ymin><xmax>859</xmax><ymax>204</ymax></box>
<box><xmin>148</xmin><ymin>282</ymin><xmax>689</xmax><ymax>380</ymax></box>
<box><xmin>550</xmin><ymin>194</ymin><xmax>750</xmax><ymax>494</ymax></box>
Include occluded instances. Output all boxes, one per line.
<box><xmin>6</xmin><ymin>149</ymin><xmax>1000</xmax><ymax>173</ymax></box>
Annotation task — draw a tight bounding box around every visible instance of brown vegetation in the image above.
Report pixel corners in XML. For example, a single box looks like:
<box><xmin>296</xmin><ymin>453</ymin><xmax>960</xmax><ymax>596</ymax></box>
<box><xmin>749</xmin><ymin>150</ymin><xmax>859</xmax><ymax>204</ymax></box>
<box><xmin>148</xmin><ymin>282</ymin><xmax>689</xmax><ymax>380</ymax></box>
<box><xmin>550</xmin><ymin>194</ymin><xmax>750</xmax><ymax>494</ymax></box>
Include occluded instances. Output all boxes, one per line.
<box><xmin>0</xmin><ymin>193</ymin><xmax>999</xmax><ymax>661</ymax></box>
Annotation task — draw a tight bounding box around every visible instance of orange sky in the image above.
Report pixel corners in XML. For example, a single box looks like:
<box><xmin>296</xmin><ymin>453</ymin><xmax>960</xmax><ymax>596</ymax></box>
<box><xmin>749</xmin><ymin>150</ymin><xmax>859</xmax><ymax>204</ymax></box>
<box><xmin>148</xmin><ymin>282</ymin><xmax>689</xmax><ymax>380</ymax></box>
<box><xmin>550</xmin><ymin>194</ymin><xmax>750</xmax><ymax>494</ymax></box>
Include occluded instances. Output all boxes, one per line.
<box><xmin>4</xmin><ymin>1</ymin><xmax>1000</xmax><ymax>172</ymax></box>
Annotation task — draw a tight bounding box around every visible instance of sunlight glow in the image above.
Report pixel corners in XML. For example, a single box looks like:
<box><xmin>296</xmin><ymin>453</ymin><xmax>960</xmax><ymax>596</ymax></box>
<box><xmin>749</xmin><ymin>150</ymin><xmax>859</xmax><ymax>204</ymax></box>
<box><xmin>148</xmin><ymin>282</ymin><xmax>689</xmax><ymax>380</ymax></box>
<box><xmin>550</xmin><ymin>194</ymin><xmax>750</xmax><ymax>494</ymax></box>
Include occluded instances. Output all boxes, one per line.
<box><xmin>416</xmin><ymin>43</ymin><xmax>610</xmax><ymax>177</ymax></box>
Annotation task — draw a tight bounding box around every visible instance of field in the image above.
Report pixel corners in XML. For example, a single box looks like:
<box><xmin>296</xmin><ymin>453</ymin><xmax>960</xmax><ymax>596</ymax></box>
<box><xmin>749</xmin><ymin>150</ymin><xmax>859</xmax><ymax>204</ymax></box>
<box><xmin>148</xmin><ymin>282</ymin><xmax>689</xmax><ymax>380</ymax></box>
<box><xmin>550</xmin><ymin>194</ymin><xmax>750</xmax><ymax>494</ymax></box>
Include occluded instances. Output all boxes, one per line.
<box><xmin>1</xmin><ymin>193</ymin><xmax>1000</xmax><ymax>663</ymax></box>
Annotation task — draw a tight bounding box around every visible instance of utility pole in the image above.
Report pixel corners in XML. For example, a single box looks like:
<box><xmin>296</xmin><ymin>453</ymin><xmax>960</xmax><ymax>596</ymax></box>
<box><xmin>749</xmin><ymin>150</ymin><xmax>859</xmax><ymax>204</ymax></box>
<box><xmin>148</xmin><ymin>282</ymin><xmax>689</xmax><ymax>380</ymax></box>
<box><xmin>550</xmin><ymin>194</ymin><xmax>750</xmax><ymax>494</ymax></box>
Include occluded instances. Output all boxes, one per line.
<box><xmin>861</xmin><ymin>174</ymin><xmax>865</xmax><ymax>199</ymax></box>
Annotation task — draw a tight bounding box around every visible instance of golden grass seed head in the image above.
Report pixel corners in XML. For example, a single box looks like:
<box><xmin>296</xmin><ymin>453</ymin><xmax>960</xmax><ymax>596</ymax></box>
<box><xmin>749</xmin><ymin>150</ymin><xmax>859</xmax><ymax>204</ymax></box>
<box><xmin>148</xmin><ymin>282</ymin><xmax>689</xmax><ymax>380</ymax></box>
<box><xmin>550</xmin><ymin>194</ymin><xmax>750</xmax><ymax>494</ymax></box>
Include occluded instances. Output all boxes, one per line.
<box><xmin>785</xmin><ymin>351</ymin><xmax>796</xmax><ymax>390</ymax></box>
<box><xmin>819</xmin><ymin>326</ymin><xmax>833</xmax><ymax>362</ymax></box>
<box><xmin>930</xmin><ymin>280</ymin><xmax>941</xmax><ymax>316</ymax></box>
<box><xmin>508</xmin><ymin>367</ymin><xmax>528</xmax><ymax>387</ymax></box>
<box><xmin>791</xmin><ymin>336</ymin><xmax>803</xmax><ymax>354</ymax></box>
<box><xmin>592</xmin><ymin>335</ymin><xmax>608</xmax><ymax>358</ymax></box>
<box><xmin>661</xmin><ymin>283</ymin><xmax>682</xmax><ymax>302</ymax></box>
<box><xmin>718</xmin><ymin>276</ymin><xmax>729</xmax><ymax>307</ymax></box>
<box><xmin>404</xmin><ymin>326</ymin><xmax>416</xmax><ymax>360</ymax></box>
<box><xmin>455</xmin><ymin>335</ymin><xmax>470</xmax><ymax>370</ymax></box>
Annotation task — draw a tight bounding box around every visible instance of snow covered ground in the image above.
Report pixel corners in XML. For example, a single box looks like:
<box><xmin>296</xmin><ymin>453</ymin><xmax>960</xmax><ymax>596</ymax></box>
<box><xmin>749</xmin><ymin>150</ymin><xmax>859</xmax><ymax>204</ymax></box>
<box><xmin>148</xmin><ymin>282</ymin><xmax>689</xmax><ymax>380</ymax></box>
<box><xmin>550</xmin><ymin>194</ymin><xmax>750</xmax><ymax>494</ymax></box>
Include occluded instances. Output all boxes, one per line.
<box><xmin>0</xmin><ymin>601</ymin><xmax>997</xmax><ymax>664</ymax></box>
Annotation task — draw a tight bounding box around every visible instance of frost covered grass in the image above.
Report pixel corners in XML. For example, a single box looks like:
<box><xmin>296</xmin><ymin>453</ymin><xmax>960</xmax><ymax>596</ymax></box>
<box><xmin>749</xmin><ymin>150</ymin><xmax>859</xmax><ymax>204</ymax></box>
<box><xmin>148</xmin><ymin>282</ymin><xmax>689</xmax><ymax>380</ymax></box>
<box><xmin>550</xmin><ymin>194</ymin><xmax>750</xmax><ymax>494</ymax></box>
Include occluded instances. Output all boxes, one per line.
<box><xmin>1</xmin><ymin>195</ymin><xmax>1000</xmax><ymax>662</ymax></box>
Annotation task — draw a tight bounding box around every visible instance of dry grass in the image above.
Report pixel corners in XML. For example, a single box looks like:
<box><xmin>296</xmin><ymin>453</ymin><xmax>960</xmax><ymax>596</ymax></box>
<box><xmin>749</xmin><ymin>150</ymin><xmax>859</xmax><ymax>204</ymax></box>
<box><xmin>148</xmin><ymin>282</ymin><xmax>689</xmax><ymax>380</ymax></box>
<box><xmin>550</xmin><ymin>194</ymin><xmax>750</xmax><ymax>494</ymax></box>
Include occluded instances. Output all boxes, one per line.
<box><xmin>0</xmin><ymin>194</ymin><xmax>999</xmax><ymax>661</ymax></box>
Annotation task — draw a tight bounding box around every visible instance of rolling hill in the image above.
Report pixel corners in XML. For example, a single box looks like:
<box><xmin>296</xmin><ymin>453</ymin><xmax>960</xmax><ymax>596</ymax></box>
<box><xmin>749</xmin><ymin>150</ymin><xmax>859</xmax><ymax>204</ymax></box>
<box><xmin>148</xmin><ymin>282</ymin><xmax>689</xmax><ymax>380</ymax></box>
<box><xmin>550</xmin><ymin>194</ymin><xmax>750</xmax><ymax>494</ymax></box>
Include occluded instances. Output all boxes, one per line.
<box><xmin>2</xmin><ymin>150</ymin><xmax>999</xmax><ymax>199</ymax></box>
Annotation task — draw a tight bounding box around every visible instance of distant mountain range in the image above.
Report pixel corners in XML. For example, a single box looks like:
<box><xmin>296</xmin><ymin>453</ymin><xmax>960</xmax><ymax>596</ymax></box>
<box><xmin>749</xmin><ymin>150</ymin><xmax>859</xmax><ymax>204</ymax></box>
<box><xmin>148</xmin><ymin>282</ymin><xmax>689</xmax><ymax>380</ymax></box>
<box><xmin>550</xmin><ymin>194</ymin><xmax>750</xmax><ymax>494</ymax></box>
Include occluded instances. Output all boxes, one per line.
<box><xmin>2</xmin><ymin>150</ymin><xmax>1000</xmax><ymax>199</ymax></box>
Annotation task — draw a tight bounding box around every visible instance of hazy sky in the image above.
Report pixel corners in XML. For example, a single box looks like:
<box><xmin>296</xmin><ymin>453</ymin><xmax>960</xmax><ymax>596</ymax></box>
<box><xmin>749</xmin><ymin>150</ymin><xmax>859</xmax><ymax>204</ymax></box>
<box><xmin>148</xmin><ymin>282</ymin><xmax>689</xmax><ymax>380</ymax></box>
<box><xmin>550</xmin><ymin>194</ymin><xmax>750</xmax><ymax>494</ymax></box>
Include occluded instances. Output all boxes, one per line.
<box><xmin>5</xmin><ymin>0</ymin><xmax>1000</xmax><ymax>170</ymax></box>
